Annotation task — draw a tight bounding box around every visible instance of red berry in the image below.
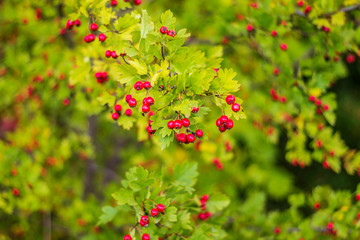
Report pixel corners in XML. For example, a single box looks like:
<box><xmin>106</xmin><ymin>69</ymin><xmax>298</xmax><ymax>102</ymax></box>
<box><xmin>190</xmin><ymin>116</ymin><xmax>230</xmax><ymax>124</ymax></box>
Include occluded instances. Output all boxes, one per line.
<box><xmin>111</xmin><ymin>0</ymin><xmax>118</xmax><ymax>7</ymax></box>
<box><xmin>356</xmin><ymin>194</ymin><xmax>360</xmax><ymax>201</ymax></box>
<box><xmin>201</xmin><ymin>194</ymin><xmax>209</xmax><ymax>201</ymax></box>
<box><xmin>74</xmin><ymin>19</ymin><xmax>81</xmax><ymax>26</ymax></box>
<box><xmin>143</xmin><ymin>97</ymin><xmax>154</xmax><ymax>106</ymax></box>
<box><xmin>216</xmin><ymin>119</ymin><xmax>221</xmax><ymax>127</ymax></box>
<box><xmin>280</xmin><ymin>43</ymin><xmax>287</xmax><ymax>51</ymax></box>
<box><xmin>304</xmin><ymin>5</ymin><xmax>312</xmax><ymax>14</ymax></box>
<box><xmin>219</xmin><ymin>125</ymin><xmax>226</xmax><ymax>132</ymax></box>
<box><xmin>143</xmin><ymin>81</ymin><xmax>151</xmax><ymax>90</ymax></box>
<box><xmin>195</xmin><ymin>129</ymin><xmax>203</xmax><ymax>138</ymax></box>
<box><xmin>124</xmin><ymin>235</ymin><xmax>132</xmax><ymax>240</ymax></box>
<box><xmin>142</xmin><ymin>105</ymin><xmax>150</xmax><ymax>113</ymax></box>
<box><xmin>111</xmin><ymin>51</ymin><xmax>118</xmax><ymax>59</ymax></box>
<box><xmin>98</xmin><ymin>33</ymin><xmax>106</xmax><ymax>42</ymax></box>
<box><xmin>297</xmin><ymin>0</ymin><xmax>304</xmax><ymax>7</ymax></box>
<box><xmin>346</xmin><ymin>54</ymin><xmax>355</xmax><ymax>64</ymax></box>
<box><xmin>63</xmin><ymin>98</ymin><xmax>70</xmax><ymax>106</ymax></box>
<box><xmin>140</xmin><ymin>215</ymin><xmax>149</xmax><ymax>225</ymax></box>
<box><xmin>309</xmin><ymin>95</ymin><xmax>316</xmax><ymax>102</ymax></box>
<box><xmin>11</xmin><ymin>169</ymin><xmax>17</xmax><ymax>176</ymax></box>
<box><xmin>125</xmin><ymin>109</ymin><xmax>132</xmax><ymax>116</ymax></box>
<box><xmin>182</xmin><ymin>118</ymin><xmax>190</xmax><ymax>127</ymax></box>
<box><xmin>167</xmin><ymin>30</ymin><xmax>176</xmax><ymax>37</ymax></box>
<box><xmin>167</xmin><ymin>120</ymin><xmax>175</xmax><ymax>129</ymax></box>
<box><xmin>114</xmin><ymin>104</ymin><xmax>122</xmax><ymax>112</ymax></box>
<box><xmin>273</xmin><ymin>68</ymin><xmax>280</xmax><ymax>75</ymax></box>
<box><xmin>225</xmin><ymin>119</ymin><xmax>234</xmax><ymax>129</ymax></box>
<box><xmin>186</xmin><ymin>134</ymin><xmax>195</xmax><ymax>143</ymax></box>
<box><xmin>112</xmin><ymin>112</ymin><xmax>119</xmax><ymax>120</ymax></box>
<box><xmin>156</xmin><ymin>204</ymin><xmax>166</xmax><ymax>213</ymax></box>
<box><xmin>315</xmin><ymin>99</ymin><xmax>322</xmax><ymax>106</ymax></box>
<box><xmin>271</xmin><ymin>30</ymin><xmax>278</xmax><ymax>37</ymax></box>
<box><xmin>134</xmin><ymin>81</ymin><xmax>143</xmax><ymax>90</ymax></box>
<box><xmin>226</xmin><ymin>95</ymin><xmax>235</xmax><ymax>105</ymax></box>
<box><xmin>198</xmin><ymin>213</ymin><xmax>206</xmax><ymax>220</ymax></box>
<box><xmin>174</xmin><ymin>120</ymin><xmax>183</xmax><ymax>129</ymax></box>
<box><xmin>146</xmin><ymin>126</ymin><xmax>156</xmax><ymax>135</ymax></box>
<box><xmin>316</xmin><ymin>140</ymin><xmax>322</xmax><ymax>148</ymax></box>
<box><xmin>314</xmin><ymin>202</ymin><xmax>320</xmax><ymax>210</ymax></box>
<box><xmin>177</xmin><ymin>133</ymin><xmax>186</xmax><ymax>143</ymax></box>
<box><xmin>151</xmin><ymin>208</ymin><xmax>159</xmax><ymax>217</ymax></box>
<box><xmin>280</xmin><ymin>96</ymin><xmax>286</xmax><ymax>103</ymax></box>
<box><xmin>192</xmin><ymin>107</ymin><xmax>199</xmax><ymax>113</ymax></box>
<box><xmin>327</xmin><ymin>222</ymin><xmax>334</xmax><ymax>230</ymax></box>
<box><xmin>125</xmin><ymin>94</ymin><xmax>132</xmax><ymax>102</ymax></box>
<box><xmin>246</xmin><ymin>24</ymin><xmax>253</xmax><ymax>32</ymax></box>
<box><xmin>66</xmin><ymin>19</ymin><xmax>74</xmax><ymax>29</ymax></box>
<box><xmin>232</xmin><ymin>103</ymin><xmax>241</xmax><ymax>112</ymax></box>
<box><xmin>142</xmin><ymin>234</ymin><xmax>150</xmax><ymax>240</ymax></box>
<box><xmin>128</xmin><ymin>98</ymin><xmax>137</xmax><ymax>107</ymax></box>
<box><xmin>160</xmin><ymin>26</ymin><xmax>168</xmax><ymax>34</ymax></box>
<box><xmin>13</xmin><ymin>188</ymin><xmax>20</xmax><ymax>196</ymax></box>
<box><xmin>105</xmin><ymin>50</ymin><xmax>112</xmax><ymax>58</ymax></box>
<box><xmin>323</xmin><ymin>104</ymin><xmax>329</xmax><ymax>111</ymax></box>
<box><xmin>220</xmin><ymin>115</ymin><xmax>228</xmax><ymax>124</ymax></box>
<box><xmin>274</xmin><ymin>227</ymin><xmax>281</xmax><ymax>234</ymax></box>
<box><xmin>90</xmin><ymin>23</ymin><xmax>98</xmax><ymax>31</ymax></box>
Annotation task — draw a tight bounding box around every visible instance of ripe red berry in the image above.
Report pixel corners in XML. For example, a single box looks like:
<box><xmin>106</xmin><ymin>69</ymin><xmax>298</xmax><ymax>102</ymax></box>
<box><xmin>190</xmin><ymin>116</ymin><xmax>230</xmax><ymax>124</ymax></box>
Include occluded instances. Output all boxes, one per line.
<box><xmin>66</xmin><ymin>19</ymin><xmax>74</xmax><ymax>29</ymax></box>
<box><xmin>142</xmin><ymin>234</ymin><xmax>150</xmax><ymax>240</ymax></box>
<box><xmin>225</xmin><ymin>119</ymin><xmax>234</xmax><ymax>129</ymax></box>
<box><xmin>192</xmin><ymin>107</ymin><xmax>199</xmax><ymax>113</ymax></box>
<box><xmin>271</xmin><ymin>30</ymin><xmax>278</xmax><ymax>37</ymax></box>
<box><xmin>232</xmin><ymin>103</ymin><xmax>241</xmax><ymax>112</ymax></box>
<box><xmin>63</xmin><ymin>98</ymin><xmax>70</xmax><ymax>106</ymax></box>
<box><xmin>128</xmin><ymin>98</ymin><xmax>137</xmax><ymax>107</ymax></box>
<box><xmin>11</xmin><ymin>168</ymin><xmax>17</xmax><ymax>176</ymax></box>
<box><xmin>167</xmin><ymin>30</ymin><xmax>176</xmax><ymax>37</ymax></box>
<box><xmin>90</xmin><ymin>23</ymin><xmax>98</xmax><ymax>31</ymax></box>
<box><xmin>314</xmin><ymin>202</ymin><xmax>320</xmax><ymax>210</ymax></box>
<box><xmin>219</xmin><ymin>125</ymin><xmax>226</xmax><ymax>132</ymax></box>
<box><xmin>112</xmin><ymin>112</ymin><xmax>119</xmax><ymax>120</ymax></box>
<box><xmin>114</xmin><ymin>104</ymin><xmax>122</xmax><ymax>112</ymax></box>
<box><xmin>198</xmin><ymin>213</ymin><xmax>206</xmax><ymax>220</ymax></box>
<box><xmin>134</xmin><ymin>81</ymin><xmax>143</xmax><ymax>90</ymax></box>
<box><xmin>315</xmin><ymin>99</ymin><xmax>322</xmax><ymax>106</ymax></box>
<box><xmin>98</xmin><ymin>33</ymin><xmax>106</xmax><ymax>42</ymax></box>
<box><xmin>140</xmin><ymin>215</ymin><xmax>149</xmax><ymax>225</ymax></box>
<box><xmin>323</xmin><ymin>104</ymin><xmax>329</xmax><ymax>111</ymax></box>
<box><xmin>220</xmin><ymin>115</ymin><xmax>228</xmax><ymax>124</ymax></box>
<box><xmin>201</xmin><ymin>195</ymin><xmax>209</xmax><ymax>201</ymax></box>
<box><xmin>74</xmin><ymin>19</ymin><xmax>81</xmax><ymax>26</ymax></box>
<box><xmin>327</xmin><ymin>222</ymin><xmax>334</xmax><ymax>230</ymax></box>
<box><xmin>177</xmin><ymin>133</ymin><xmax>186</xmax><ymax>143</ymax></box>
<box><xmin>124</xmin><ymin>235</ymin><xmax>132</xmax><ymax>240</ymax></box>
<box><xmin>105</xmin><ymin>50</ymin><xmax>112</xmax><ymax>58</ymax></box>
<box><xmin>273</xmin><ymin>68</ymin><xmax>280</xmax><ymax>75</ymax></box>
<box><xmin>216</xmin><ymin>119</ymin><xmax>221</xmax><ymax>127</ymax></box>
<box><xmin>195</xmin><ymin>129</ymin><xmax>203</xmax><ymax>138</ymax></box>
<box><xmin>143</xmin><ymin>97</ymin><xmax>154</xmax><ymax>106</ymax></box>
<box><xmin>111</xmin><ymin>51</ymin><xmax>118</xmax><ymax>59</ymax></box>
<box><xmin>346</xmin><ymin>54</ymin><xmax>355</xmax><ymax>64</ymax></box>
<box><xmin>174</xmin><ymin>120</ymin><xmax>183</xmax><ymax>129</ymax></box>
<box><xmin>142</xmin><ymin>105</ymin><xmax>150</xmax><ymax>113</ymax></box>
<box><xmin>125</xmin><ymin>109</ymin><xmax>132</xmax><ymax>116</ymax></box>
<box><xmin>280</xmin><ymin>43</ymin><xmax>287</xmax><ymax>51</ymax></box>
<box><xmin>186</xmin><ymin>134</ymin><xmax>195</xmax><ymax>143</ymax></box>
<box><xmin>280</xmin><ymin>96</ymin><xmax>286</xmax><ymax>103</ymax></box>
<box><xmin>151</xmin><ymin>208</ymin><xmax>159</xmax><ymax>217</ymax></box>
<box><xmin>182</xmin><ymin>118</ymin><xmax>190</xmax><ymax>127</ymax></box>
<box><xmin>309</xmin><ymin>95</ymin><xmax>316</xmax><ymax>102</ymax></box>
<box><xmin>226</xmin><ymin>95</ymin><xmax>235</xmax><ymax>105</ymax></box>
<box><xmin>125</xmin><ymin>94</ymin><xmax>132</xmax><ymax>102</ymax></box>
<box><xmin>111</xmin><ymin>0</ymin><xmax>118</xmax><ymax>7</ymax></box>
<box><xmin>156</xmin><ymin>204</ymin><xmax>166</xmax><ymax>213</ymax></box>
<box><xmin>316</xmin><ymin>140</ymin><xmax>322</xmax><ymax>148</ymax></box>
<box><xmin>13</xmin><ymin>188</ymin><xmax>20</xmax><ymax>196</ymax></box>
<box><xmin>167</xmin><ymin>120</ymin><xmax>175</xmax><ymax>129</ymax></box>
<box><xmin>356</xmin><ymin>194</ymin><xmax>360</xmax><ymax>201</ymax></box>
<box><xmin>304</xmin><ymin>5</ymin><xmax>312</xmax><ymax>14</ymax></box>
<box><xmin>160</xmin><ymin>26</ymin><xmax>168</xmax><ymax>34</ymax></box>
<box><xmin>274</xmin><ymin>227</ymin><xmax>281</xmax><ymax>234</ymax></box>
<box><xmin>246</xmin><ymin>24</ymin><xmax>253</xmax><ymax>32</ymax></box>
<box><xmin>297</xmin><ymin>0</ymin><xmax>304</xmax><ymax>7</ymax></box>
<box><xmin>143</xmin><ymin>81</ymin><xmax>151</xmax><ymax>90</ymax></box>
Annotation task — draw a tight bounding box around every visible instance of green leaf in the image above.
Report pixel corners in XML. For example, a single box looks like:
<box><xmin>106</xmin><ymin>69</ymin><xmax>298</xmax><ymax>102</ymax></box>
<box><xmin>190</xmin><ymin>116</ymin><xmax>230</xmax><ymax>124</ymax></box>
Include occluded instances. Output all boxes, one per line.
<box><xmin>129</xmin><ymin>59</ymin><xmax>148</xmax><ymax>75</ymax></box>
<box><xmin>124</xmin><ymin>166</ymin><xmax>155</xmax><ymax>191</ymax></box>
<box><xmin>96</xmin><ymin>91</ymin><xmax>115</xmax><ymax>106</ymax></box>
<box><xmin>173</xmin><ymin>162</ymin><xmax>198</xmax><ymax>193</ymax></box>
<box><xmin>111</xmin><ymin>188</ymin><xmax>136</xmax><ymax>206</ymax></box>
<box><xmin>161</xmin><ymin>10</ymin><xmax>176</xmax><ymax>29</ymax></box>
<box><xmin>98</xmin><ymin>206</ymin><xmax>118</xmax><ymax>225</ymax></box>
<box><xmin>163</xmin><ymin>206</ymin><xmax>177</xmax><ymax>222</ymax></box>
<box><xmin>206</xmin><ymin>193</ymin><xmax>230</xmax><ymax>212</ymax></box>
<box><xmin>140</xmin><ymin>10</ymin><xmax>154</xmax><ymax>40</ymax></box>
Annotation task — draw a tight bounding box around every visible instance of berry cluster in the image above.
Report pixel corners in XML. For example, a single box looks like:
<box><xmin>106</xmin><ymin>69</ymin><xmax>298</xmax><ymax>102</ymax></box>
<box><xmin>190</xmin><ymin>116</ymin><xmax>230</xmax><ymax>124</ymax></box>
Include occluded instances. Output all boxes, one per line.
<box><xmin>146</xmin><ymin>112</ymin><xmax>156</xmax><ymax>135</ymax></box>
<box><xmin>159</xmin><ymin>26</ymin><xmax>176</xmax><ymax>37</ymax></box>
<box><xmin>198</xmin><ymin>195</ymin><xmax>211</xmax><ymax>221</ymax></box>
<box><xmin>308</xmin><ymin>95</ymin><xmax>329</xmax><ymax>114</ymax></box>
<box><xmin>66</xmin><ymin>19</ymin><xmax>81</xmax><ymax>30</ymax></box>
<box><xmin>270</xmin><ymin>88</ymin><xmax>286</xmax><ymax>103</ymax></box>
<box><xmin>297</xmin><ymin>1</ymin><xmax>312</xmax><ymax>15</ymax></box>
<box><xmin>213</xmin><ymin>158</ymin><xmax>223</xmax><ymax>170</ymax></box>
<box><xmin>123</xmin><ymin>203</ymin><xmax>165</xmax><ymax>240</ymax></box>
<box><xmin>225</xmin><ymin>94</ymin><xmax>241</xmax><ymax>112</ymax></box>
<box><xmin>111</xmin><ymin>104</ymin><xmax>122</xmax><ymax>120</ymax></box>
<box><xmin>215</xmin><ymin>115</ymin><xmax>233</xmax><ymax>132</ymax></box>
<box><xmin>123</xmin><ymin>0</ymin><xmax>142</xmax><ymax>5</ymax></box>
<box><xmin>84</xmin><ymin>34</ymin><xmax>96</xmax><ymax>43</ymax></box>
<box><xmin>94</xmin><ymin>72</ymin><xmax>109</xmax><ymax>84</ymax></box>
<box><xmin>167</xmin><ymin>118</ymin><xmax>203</xmax><ymax>144</ymax></box>
<box><xmin>105</xmin><ymin>50</ymin><xmax>126</xmax><ymax>59</ymax></box>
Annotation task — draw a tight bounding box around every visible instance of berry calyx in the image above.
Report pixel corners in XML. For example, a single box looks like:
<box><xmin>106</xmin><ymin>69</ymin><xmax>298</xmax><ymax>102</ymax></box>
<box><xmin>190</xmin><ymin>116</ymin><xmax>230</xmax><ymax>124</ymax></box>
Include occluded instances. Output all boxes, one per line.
<box><xmin>232</xmin><ymin>103</ymin><xmax>241</xmax><ymax>112</ymax></box>
<box><xmin>186</xmin><ymin>134</ymin><xmax>195</xmax><ymax>143</ymax></box>
<box><xmin>182</xmin><ymin>118</ymin><xmax>190</xmax><ymax>127</ymax></box>
<box><xmin>143</xmin><ymin>81</ymin><xmax>151</xmax><ymax>90</ymax></box>
<box><xmin>90</xmin><ymin>23</ymin><xmax>98</xmax><ymax>31</ymax></box>
<box><xmin>142</xmin><ymin>234</ymin><xmax>150</xmax><ymax>240</ymax></box>
<box><xmin>226</xmin><ymin>95</ymin><xmax>235</xmax><ymax>105</ymax></box>
<box><xmin>167</xmin><ymin>120</ymin><xmax>175</xmax><ymax>129</ymax></box>
<box><xmin>124</xmin><ymin>235</ymin><xmax>132</xmax><ymax>240</ymax></box>
<box><xmin>151</xmin><ymin>208</ymin><xmax>159</xmax><ymax>217</ymax></box>
<box><xmin>134</xmin><ymin>81</ymin><xmax>143</xmax><ymax>90</ymax></box>
<box><xmin>156</xmin><ymin>204</ymin><xmax>166</xmax><ymax>213</ymax></box>
<box><xmin>192</xmin><ymin>107</ymin><xmax>199</xmax><ymax>113</ymax></box>
<box><xmin>98</xmin><ymin>33</ymin><xmax>106</xmax><ymax>42</ymax></box>
<box><xmin>125</xmin><ymin>109</ymin><xmax>132</xmax><ymax>116</ymax></box>
<box><xmin>160</xmin><ymin>26</ymin><xmax>168</xmax><ymax>34</ymax></box>
<box><xmin>114</xmin><ymin>104</ymin><xmax>122</xmax><ymax>112</ymax></box>
<box><xmin>142</xmin><ymin>105</ymin><xmax>150</xmax><ymax>113</ymax></box>
<box><xmin>112</xmin><ymin>112</ymin><xmax>119</xmax><ymax>120</ymax></box>
<box><xmin>195</xmin><ymin>129</ymin><xmax>203</xmax><ymax>138</ymax></box>
<box><xmin>128</xmin><ymin>98</ymin><xmax>137</xmax><ymax>108</ymax></box>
